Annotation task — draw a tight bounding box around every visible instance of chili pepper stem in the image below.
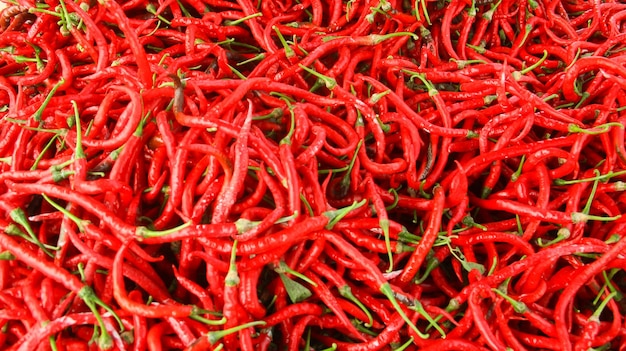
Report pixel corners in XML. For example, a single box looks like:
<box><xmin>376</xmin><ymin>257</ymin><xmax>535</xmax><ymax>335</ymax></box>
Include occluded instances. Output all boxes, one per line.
<box><xmin>207</xmin><ymin>321</ymin><xmax>266</xmax><ymax>345</ymax></box>
<box><xmin>411</xmin><ymin>299</ymin><xmax>446</xmax><ymax>337</ymax></box>
<box><xmin>189</xmin><ymin>315</ymin><xmax>227</xmax><ymax>326</ymax></box>
<box><xmin>33</xmin><ymin>79</ymin><xmax>65</xmax><ymax>121</ymax></box>
<box><xmin>323</xmin><ymin>200</ymin><xmax>367</xmax><ymax>229</ymax></box>
<box><xmin>338</xmin><ymin>285</ymin><xmax>373</xmax><ymax>327</ymax></box>
<box><xmin>571</xmin><ymin>213</ymin><xmax>621</xmax><ymax>223</ymax></box>
<box><xmin>380</xmin><ymin>283</ymin><xmax>429</xmax><ymax>339</ymax></box>
<box><xmin>78</xmin><ymin>286</ymin><xmax>124</xmax><ymax>349</ymax></box>
<box><xmin>136</xmin><ymin>222</ymin><xmax>192</xmax><ymax>239</ymax></box>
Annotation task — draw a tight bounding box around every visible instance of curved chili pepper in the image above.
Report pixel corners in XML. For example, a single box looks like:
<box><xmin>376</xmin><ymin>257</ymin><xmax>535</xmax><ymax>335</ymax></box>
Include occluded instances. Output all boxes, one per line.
<box><xmin>113</xmin><ymin>242</ymin><xmax>195</xmax><ymax>318</ymax></box>
<box><xmin>398</xmin><ymin>186</ymin><xmax>446</xmax><ymax>284</ymax></box>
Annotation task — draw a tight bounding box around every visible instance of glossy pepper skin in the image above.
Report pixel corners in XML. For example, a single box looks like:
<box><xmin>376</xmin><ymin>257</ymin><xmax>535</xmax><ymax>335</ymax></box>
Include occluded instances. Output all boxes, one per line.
<box><xmin>1</xmin><ymin>0</ymin><xmax>626</xmax><ymax>350</ymax></box>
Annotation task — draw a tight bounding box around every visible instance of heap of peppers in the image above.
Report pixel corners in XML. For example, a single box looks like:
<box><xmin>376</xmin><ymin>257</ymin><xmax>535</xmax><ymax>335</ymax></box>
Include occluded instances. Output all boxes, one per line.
<box><xmin>0</xmin><ymin>0</ymin><xmax>626</xmax><ymax>350</ymax></box>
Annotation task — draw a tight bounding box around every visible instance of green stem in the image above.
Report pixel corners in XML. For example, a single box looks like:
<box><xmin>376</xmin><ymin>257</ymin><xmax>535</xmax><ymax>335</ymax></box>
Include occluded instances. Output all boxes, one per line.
<box><xmin>76</xmin><ymin>262</ymin><xmax>87</xmax><ymax>282</ymax></box>
<box><xmin>9</xmin><ymin>208</ymin><xmax>54</xmax><ymax>257</ymax></box>
<box><xmin>345</xmin><ymin>0</ymin><xmax>356</xmax><ymax>19</ymax></box>
<box><xmin>58</xmin><ymin>0</ymin><xmax>76</xmax><ymax>33</ymax></box>
<box><xmin>542</xmin><ymin>93</ymin><xmax>560</xmax><ymax>102</ymax></box>
<box><xmin>574</xmin><ymin>92</ymin><xmax>590</xmax><ymax>109</ymax></box>
<box><xmin>515</xmin><ymin>214</ymin><xmax>523</xmax><ymax>236</ymax></box>
<box><xmin>78</xmin><ymin>286</ymin><xmax>125</xmax><ymax>348</ymax></box>
<box><xmin>466</xmin><ymin>43</ymin><xmax>486</xmax><ymax>54</ymax></box>
<box><xmin>225</xmin><ymin>12</ymin><xmax>262</xmax><ymax>26</ymax></box>
<box><xmin>492</xmin><ymin>288</ymin><xmax>528</xmax><ymax>314</ymax></box>
<box><xmin>299</xmin><ymin>64</ymin><xmax>336</xmax><ymax>90</ymax></box>
<box><xmin>31</xmin><ymin>135</ymin><xmax>62</xmax><ymax>170</ymax></box>
<box><xmin>4</xmin><ymin>117</ymin><xmax>67</xmax><ymax>134</ymax></box>
<box><xmin>280</xmin><ymin>105</ymin><xmax>296</xmax><ymax>145</ymax></box>
<box><xmin>274</xmin><ymin>261</ymin><xmax>317</xmax><ymax>287</ymax></box>
<box><xmin>511</xmin><ymin>155</ymin><xmax>526</xmax><ymax>182</ymax></box>
<box><xmin>18</xmin><ymin>43</ymin><xmax>42</xmax><ymax>69</ymax></box>
<box><xmin>251</xmin><ymin>108</ymin><xmax>282</xmax><ymax>121</ymax></box>
<box><xmin>268</xmin><ymin>91</ymin><xmax>295</xmax><ymax>103</ymax></box>
<box><xmin>468</xmin><ymin>0</ymin><xmax>477</xmax><ymax>17</ymax></box>
<box><xmin>227</xmin><ymin>64</ymin><xmax>247</xmax><ymax>80</ymax></box>
<box><xmin>448</xmin><ymin>245</ymin><xmax>485</xmax><ymax>275</ymax></box>
<box><xmin>300</xmin><ymin>194</ymin><xmax>314</xmax><ymax>217</ymax></box>
<box><xmin>273</xmin><ymin>26</ymin><xmax>295</xmax><ymax>58</ymax></box>
<box><xmin>590</xmin><ymin>292</ymin><xmax>617</xmax><ymax>322</ymax></box>
<box><xmin>403</xmin><ymin>70</ymin><xmax>438</xmax><ymax>96</ymax></box>
<box><xmin>226</xmin><ymin>240</ymin><xmax>239</xmax><ymax>287</ymax></box>
<box><xmin>398</xmin><ymin>228</ymin><xmax>422</xmax><ymax>244</ymax></box>
<box><xmin>410</xmin><ymin>299</ymin><xmax>446</xmax><ymax>337</ymax></box>
<box><xmin>207</xmin><ymin>321</ymin><xmax>267</xmax><ymax>345</ymax></box>
<box><xmin>189</xmin><ymin>315</ymin><xmax>227</xmax><ymax>326</ymax></box>
<box><xmin>370</xmin><ymin>90</ymin><xmax>390</xmax><ymax>104</ymax></box>
<box><xmin>462</xmin><ymin>215</ymin><xmax>487</xmax><ymax>231</ymax></box>
<box><xmin>0</xmin><ymin>251</ymin><xmax>15</xmax><ymax>260</ymax></box>
<box><xmin>320</xmin><ymin>343</ymin><xmax>338</xmax><ymax>351</ymax></box>
<box><xmin>394</xmin><ymin>337</ymin><xmax>415</xmax><ymax>351</ymax></box>
<box><xmin>385</xmin><ymin>188</ymin><xmax>400</xmax><ymax>211</ymax></box>
<box><xmin>234</xmin><ymin>218</ymin><xmax>261</xmax><ymax>234</ymax></box>
<box><xmin>381</xmin><ymin>218</ymin><xmax>393</xmax><ymax>273</ymax></box>
<box><xmin>33</xmin><ymin>79</ymin><xmax>65</xmax><ymax>121</ymax></box>
<box><xmin>413</xmin><ymin>0</ymin><xmax>431</xmax><ymax>24</ymax></box>
<box><xmin>323</xmin><ymin>199</ymin><xmax>367</xmax><ymax>229</ymax></box>
<box><xmin>536</xmin><ymin>227</ymin><xmax>570</xmax><ymax>247</ymax></box>
<box><xmin>568</xmin><ymin>122</ymin><xmax>623</xmax><ymax>135</ymax></box>
<box><xmin>420</xmin><ymin>0</ymin><xmax>431</xmax><ymax>25</ymax></box>
<box><xmin>339</xmin><ymin>285</ymin><xmax>373</xmax><ymax>327</ymax></box>
<box><xmin>28</xmin><ymin>7</ymin><xmax>62</xmax><ymax>17</ymax></box>
<box><xmin>487</xmin><ymin>256</ymin><xmax>498</xmax><ymax>276</ymax></box>
<box><xmin>146</xmin><ymin>3</ymin><xmax>171</xmax><ymax>25</ymax></box>
<box><xmin>571</xmin><ymin>212</ymin><xmax>621</xmax><ymax>223</ymax></box>
<box><xmin>600</xmin><ymin>270</ymin><xmax>623</xmax><ymax>302</ymax></box>
<box><xmin>582</xmin><ymin>169</ymin><xmax>601</xmax><ymax>215</ymax></box>
<box><xmin>136</xmin><ymin>221</ymin><xmax>192</xmax><ymax>239</ymax></box>
<box><xmin>337</xmin><ymin>140</ymin><xmax>363</xmax><ymax>198</ymax></box>
<box><xmin>554</xmin><ymin>169</ymin><xmax>626</xmax><ymax>185</ymax></box>
<box><xmin>452</xmin><ymin>58</ymin><xmax>486</xmax><ymax>69</ymax></box>
<box><xmin>49</xmin><ymin>336</ymin><xmax>59</xmax><ymax>351</ymax></box>
<box><xmin>12</xmin><ymin>55</ymin><xmax>41</xmax><ymax>63</ymax></box>
<box><xmin>380</xmin><ymin>283</ymin><xmax>429</xmax><ymax>339</ymax></box>
<box><xmin>414</xmin><ymin>253</ymin><xmax>439</xmax><ymax>284</ymax></box>
<box><xmin>237</xmin><ymin>53</ymin><xmax>266</xmax><ymax>66</ymax></box>
<box><xmin>516</xmin><ymin>24</ymin><xmax>533</xmax><ymax>50</ymax></box>
<box><xmin>70</xmin><ymin>101</ymin><xmax>85</xmax><ymax>161</ymax></box>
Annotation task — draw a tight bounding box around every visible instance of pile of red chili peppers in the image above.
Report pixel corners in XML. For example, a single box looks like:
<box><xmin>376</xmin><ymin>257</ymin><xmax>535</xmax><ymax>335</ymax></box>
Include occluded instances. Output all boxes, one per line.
<box><xmin>1</xmin><ymin>0</ymin><xmax>626</xmax><ymax>350</ymax></box>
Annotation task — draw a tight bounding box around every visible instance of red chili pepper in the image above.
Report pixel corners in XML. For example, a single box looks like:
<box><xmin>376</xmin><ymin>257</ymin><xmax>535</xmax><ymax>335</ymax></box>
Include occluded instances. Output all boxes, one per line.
<box><xmin>238</xmin><ymin>268</ymin><xmax>266</xmax><ymax>319</ymax></box>
<box><xmin>172</xmin><ymin>267</ymin><xmax>215</xmax><ymax>312</ymax></box>
<box><xmin>307</xmin><ymin>271</ymin><xmax>366</xmax><ymax>341</ymax></box>
<box><xmin>335</xmin><ymin>312</ymin><xmax>406</xmax><ymax>351</ymax></box>
<box><xmin>113</xmin><ymin>242</ymin><xmax>194</xmax><ymax>319</ymax></box>
<box><xmin>397</xmin><ymin>186</ymin><xmax>446</xmax><ymax>284</ymax></box>
<box><xmin>2</xmin><ymin>0</ymin><xmax>626</xmax><ymax>349</ymax></box>
<box><xmin>22</xmin><ymin>271</ymin><xmax>48</xmax><ymax>323</ymax></box>
<box><xmin>98</xmin><ymin>0</ymin><xmax>152</xmax><ymax>88</ymax></box>
<box><xmin>553</xmin><ymin>235</ymin><xmax>626</xmax><ymax>351</ymax></box>
<box><xmin>563</xmin><ymin>57</ymin><xmax>626</xmax><ymax>102</ymax></box>
<box><xmin>15</xmin><ymin>312</ymin><xmax>121</xmax><ymax>351</ymax></box>
<box><xmin>263</xmin><ymin>302</ymin><xmax>323</xmax><ymax>328</ymax></box>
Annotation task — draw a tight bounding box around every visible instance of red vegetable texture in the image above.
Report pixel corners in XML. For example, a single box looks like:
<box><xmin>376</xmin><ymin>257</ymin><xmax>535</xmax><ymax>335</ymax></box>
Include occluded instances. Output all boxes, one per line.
<box><xmin>0</xmin><ymin>0</ymin><xmax>626</xmax><ymax>350</ymax></box>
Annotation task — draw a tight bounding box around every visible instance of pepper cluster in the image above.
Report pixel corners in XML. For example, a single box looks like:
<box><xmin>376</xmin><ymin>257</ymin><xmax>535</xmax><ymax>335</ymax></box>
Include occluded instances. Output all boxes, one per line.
<box><xmin>0</xmin><ymin>0</ymin><xmax>625</xmax><ymax>350</ymax></box>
